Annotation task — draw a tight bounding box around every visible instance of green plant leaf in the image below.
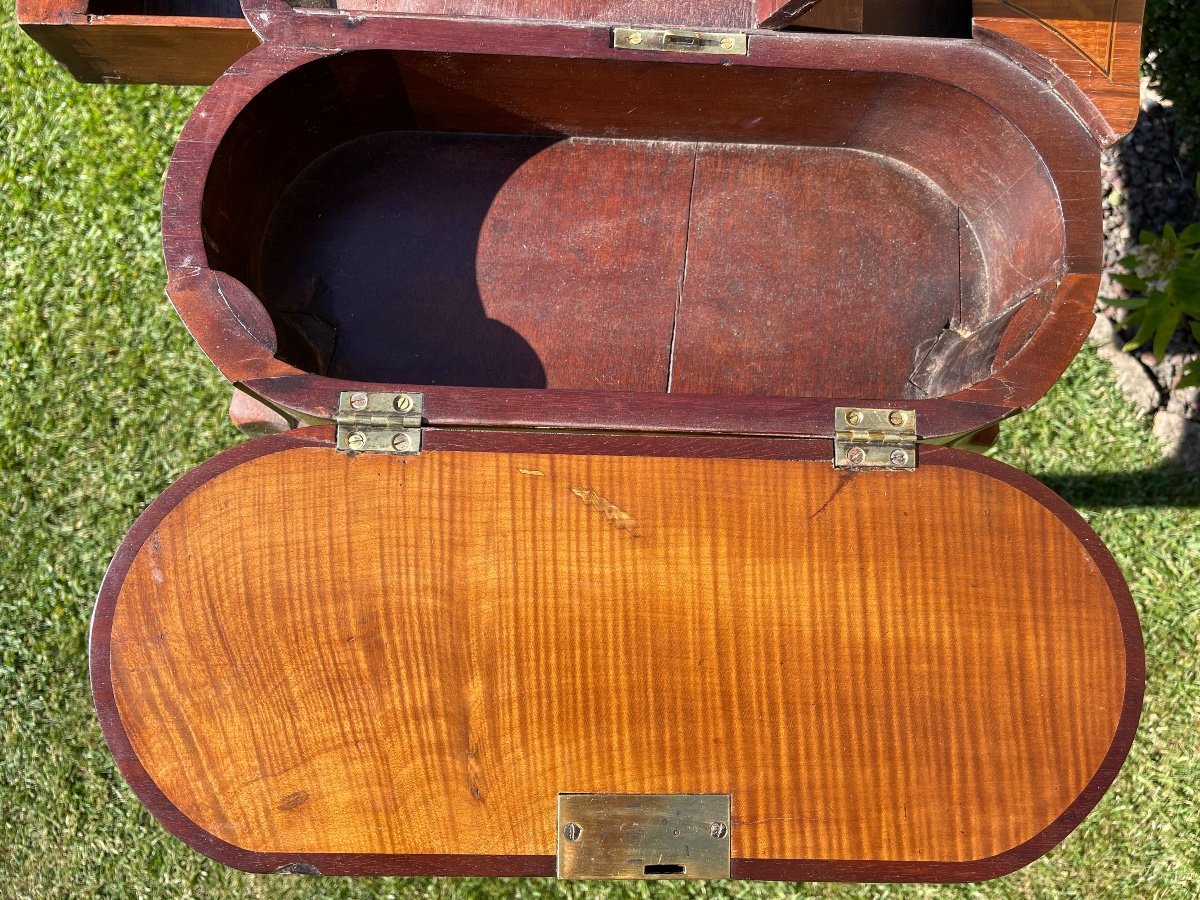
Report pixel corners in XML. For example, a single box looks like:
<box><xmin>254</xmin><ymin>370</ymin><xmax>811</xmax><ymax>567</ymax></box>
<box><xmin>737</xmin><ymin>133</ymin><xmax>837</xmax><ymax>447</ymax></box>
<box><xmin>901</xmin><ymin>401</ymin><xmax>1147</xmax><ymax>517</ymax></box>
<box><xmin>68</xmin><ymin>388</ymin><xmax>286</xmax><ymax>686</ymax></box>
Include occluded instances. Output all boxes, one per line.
<box><xmin>1180</xmin><ymin>221</ymin><xmax>1200</xmax><ymax>244</ymax></box>
<box><xmin>1164</xmin><ymin>222</ymin><xmax>1178</xmax><ymax>241</ymax></box>
<box><xmin>1111</xmin><ymin>272</ymin><xmax>1149</xmax><ymax>292</ymax></box>
<box><xmin>1178</xmin><ymin>360</ymin><xmax>1200</xmax><ymax>389</ymax></box>
<box><xmin>1170</xmin><ymin>255</ymin><xmax>1200</xmax><ymax>314</ymax></box>
<box><xmin>1105</xmin><ymin>296</ymin><xmax>1150</xmax><ymax>309</ymax></box>
<box><xmin>1140</xmin><ymin>229</ymin><xmax>1159</xmax><ymax>245</ymax></box>
<box><xmin>1153</xmin><ymin>305</ymin><xmax>1182</xmax><ymax>360</ymax></box>
<box><xmin>1123</xmin><ymin>305</ymin><xmax>1161</xmax><ymax>352</ymax></box>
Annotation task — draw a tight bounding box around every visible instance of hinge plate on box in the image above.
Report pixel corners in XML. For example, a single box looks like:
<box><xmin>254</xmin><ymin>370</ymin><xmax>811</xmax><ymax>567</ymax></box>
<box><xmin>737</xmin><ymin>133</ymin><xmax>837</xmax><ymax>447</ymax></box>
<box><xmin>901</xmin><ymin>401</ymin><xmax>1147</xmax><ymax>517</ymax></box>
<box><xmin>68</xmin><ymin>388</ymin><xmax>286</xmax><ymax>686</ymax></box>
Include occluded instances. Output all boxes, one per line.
<box><xmin>613</xmin><ymin>26</ymin><xmax>748</xmax><ymax>55</ymax></box>
<box><xmin>557</xmin><ymin>793</ymin><xmax>731</xmax><ymax>880</ymax></box>
<box><xmin>834</xmin><ymin>407</ymin><xmax>917</xmax><ymax>470</ymax></box>
<box><xmin>335</xmin><ymin>391</ymin><xmax>423</xmax><ymax>455</ymax></box>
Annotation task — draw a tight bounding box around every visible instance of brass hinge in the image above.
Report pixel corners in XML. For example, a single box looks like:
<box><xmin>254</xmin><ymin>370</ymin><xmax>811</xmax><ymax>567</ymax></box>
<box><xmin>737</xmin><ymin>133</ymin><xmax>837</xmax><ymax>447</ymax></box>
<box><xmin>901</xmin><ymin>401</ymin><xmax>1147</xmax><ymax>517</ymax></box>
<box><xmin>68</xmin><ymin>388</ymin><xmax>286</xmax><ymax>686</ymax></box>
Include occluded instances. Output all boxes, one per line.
<box><xmin>335</xmin><ymin>391</ymin><xmax>423</xmax><ymax>455</ymax></box>
<box><xmin>613</xmin><ymin>26</ymin><xmax>748</xmax><ymax>55</ymax></box>
<box><xmin>557</xmin><ymin>793</ymin><xmax>731</xmax><ymax>880</ymax></box>
<box><xmin>834</xmin><ymin>407</ymin><xmax>917</xmax><ymax>470</ymax></box>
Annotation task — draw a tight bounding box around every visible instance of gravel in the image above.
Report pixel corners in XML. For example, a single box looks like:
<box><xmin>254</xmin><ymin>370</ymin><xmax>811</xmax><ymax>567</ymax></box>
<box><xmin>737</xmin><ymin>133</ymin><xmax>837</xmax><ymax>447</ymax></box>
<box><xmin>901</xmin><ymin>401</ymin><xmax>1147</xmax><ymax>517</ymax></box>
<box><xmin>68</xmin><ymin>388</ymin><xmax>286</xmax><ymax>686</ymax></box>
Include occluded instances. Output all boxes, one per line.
<box><xmin>1098</xmin><ymin>86</ymin><xmax>1200</xmax><ymax>469</ymax></box>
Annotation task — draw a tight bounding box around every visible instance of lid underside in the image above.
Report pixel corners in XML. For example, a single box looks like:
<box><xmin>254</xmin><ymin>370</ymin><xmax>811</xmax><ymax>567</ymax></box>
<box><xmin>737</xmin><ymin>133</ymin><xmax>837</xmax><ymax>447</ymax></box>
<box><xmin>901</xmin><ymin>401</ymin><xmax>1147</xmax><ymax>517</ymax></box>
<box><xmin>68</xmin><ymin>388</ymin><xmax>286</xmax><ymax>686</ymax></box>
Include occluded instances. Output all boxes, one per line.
<box><xmin>93</xmin><ymin>430</ymin><xmax>1141</xmax><ymax>879</ymax></box>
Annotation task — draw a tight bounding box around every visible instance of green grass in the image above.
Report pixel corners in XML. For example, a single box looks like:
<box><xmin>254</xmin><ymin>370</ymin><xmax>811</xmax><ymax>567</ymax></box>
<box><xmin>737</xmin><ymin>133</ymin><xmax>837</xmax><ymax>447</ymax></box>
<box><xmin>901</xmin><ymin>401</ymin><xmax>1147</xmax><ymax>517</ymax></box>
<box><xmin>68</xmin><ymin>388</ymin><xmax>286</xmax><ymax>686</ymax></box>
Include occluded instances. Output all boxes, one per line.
<box><xmin>2</xmin><ymin>6</ymin><xmax>1199</xmax><ymax>899</ymax></box>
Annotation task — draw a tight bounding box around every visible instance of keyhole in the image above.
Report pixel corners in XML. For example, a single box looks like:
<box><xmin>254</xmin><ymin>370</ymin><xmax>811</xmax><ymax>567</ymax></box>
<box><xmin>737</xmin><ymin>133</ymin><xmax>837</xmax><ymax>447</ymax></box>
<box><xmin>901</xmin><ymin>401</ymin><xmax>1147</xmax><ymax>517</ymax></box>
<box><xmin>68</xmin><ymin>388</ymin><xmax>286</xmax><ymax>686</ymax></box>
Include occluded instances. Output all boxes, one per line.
<box><xmin>644</xmin><ymin>863</ymin><xmax>686</xmax><ymax>875</ymax></box>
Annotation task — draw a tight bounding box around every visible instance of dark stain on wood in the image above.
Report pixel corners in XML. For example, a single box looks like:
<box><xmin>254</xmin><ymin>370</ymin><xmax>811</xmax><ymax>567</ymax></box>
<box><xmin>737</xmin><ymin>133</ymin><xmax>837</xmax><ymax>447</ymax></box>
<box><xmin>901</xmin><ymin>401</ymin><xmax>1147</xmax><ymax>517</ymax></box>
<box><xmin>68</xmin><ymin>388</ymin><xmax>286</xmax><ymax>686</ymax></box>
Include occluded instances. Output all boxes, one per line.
<box><xmin>278</xmin><ymin>790</ymin><xmax>310</xmax><ymax>811</ymax></box>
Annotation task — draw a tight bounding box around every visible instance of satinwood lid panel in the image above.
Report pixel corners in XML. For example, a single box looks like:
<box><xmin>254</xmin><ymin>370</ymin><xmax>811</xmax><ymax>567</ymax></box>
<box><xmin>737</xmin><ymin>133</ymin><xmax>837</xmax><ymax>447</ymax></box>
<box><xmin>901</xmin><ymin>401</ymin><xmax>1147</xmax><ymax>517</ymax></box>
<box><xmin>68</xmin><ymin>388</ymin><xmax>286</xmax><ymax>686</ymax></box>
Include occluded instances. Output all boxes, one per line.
<box><xmin>92</xmin><ymin>428</ymin><xmax>1143</xmax><ymax>880</ymax></box>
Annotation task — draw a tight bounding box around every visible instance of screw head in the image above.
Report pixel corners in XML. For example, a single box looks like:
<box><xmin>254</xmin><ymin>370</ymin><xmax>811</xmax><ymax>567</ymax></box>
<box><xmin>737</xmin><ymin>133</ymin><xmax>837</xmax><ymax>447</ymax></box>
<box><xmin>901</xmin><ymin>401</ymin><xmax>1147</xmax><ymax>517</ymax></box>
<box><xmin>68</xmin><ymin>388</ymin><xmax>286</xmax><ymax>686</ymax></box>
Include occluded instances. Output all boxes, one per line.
<box><xmin>847</xmin><ymin>446</ymin><xmax>867</xmax><ymax>466</ymax></box>
<box><xmin>394</xmin><ymin>394</ymin><xmax>414</xmax><ymax>413</ymax></box>
<box><xmin>346</xmin><ymin>431</ymin><xmax>367</xmax><ymax>451</ymax></box>
<box><xmin>890</xmin><ymin>449</ymin><xmax>909</xmax><ymax>467</ymax></box>
<box><xmin>710</xmin><ymin>822</ymin><xmax>728</xmax><ymax>839</ymax></box>
<box><xmin>628</xmin><ymin>31</ymin><xmax>643</xmax><ymax>45</ymax></box>
<box><xmin>846</xmin><ymin>409</ymin><xmax>862</xmax><ymax>426</ymax></box>
<box><xmin>392</xmin><ymin>432</ymin><xmax>412</xmax><ymax>452</ymax></box>
<box><xmin>349</xmin><ymin>391</ymin><xmax>369</xmax><ymax>411</ymax></box>
<box><xmin>888</xmin><ymin>410</ymin><xmax>906</xmax><ymax>427</ymax></box>
<box><xmin>719</xmin><ymin>37</ymin><xmax>734</xmax><ymax>50</ymax></box>
<box><xmin>563</xmin><ymin>823</ymin><xmax>582</xmax><ymax>842</ymax></box>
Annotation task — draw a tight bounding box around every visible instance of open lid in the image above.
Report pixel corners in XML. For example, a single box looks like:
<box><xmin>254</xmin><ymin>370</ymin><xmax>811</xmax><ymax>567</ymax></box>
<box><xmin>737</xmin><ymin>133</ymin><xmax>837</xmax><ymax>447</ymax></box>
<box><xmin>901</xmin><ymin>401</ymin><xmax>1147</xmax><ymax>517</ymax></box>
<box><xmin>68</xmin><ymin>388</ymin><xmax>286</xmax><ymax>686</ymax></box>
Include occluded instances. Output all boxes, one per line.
<box><xmin>241</xmin><ymin>0</ymin><xmax>1143</xmax><ymax>139</ymax></box>
<box><xmin>166</xmin><ymin>4</ymin><xmax>1116</xmax><ymax>444</ymax></box>
<box><xmin>93</xmin><ymin>428</ymin><xmax>1142</xmax><ymax>880</ymax></box>
<box><xmin>261</xmin><ymin>0</ymin><xmax>842</xmax><ymax>31</ymax></box>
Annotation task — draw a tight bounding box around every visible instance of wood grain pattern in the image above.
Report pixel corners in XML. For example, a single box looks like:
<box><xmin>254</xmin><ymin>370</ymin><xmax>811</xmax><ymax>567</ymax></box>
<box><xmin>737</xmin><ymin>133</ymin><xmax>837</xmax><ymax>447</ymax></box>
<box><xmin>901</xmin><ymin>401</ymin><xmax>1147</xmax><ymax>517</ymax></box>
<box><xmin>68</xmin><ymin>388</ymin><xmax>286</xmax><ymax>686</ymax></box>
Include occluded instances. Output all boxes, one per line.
<box><xmin>16</xmin><ymin>0</ymin><xmax>257</xmax><ymax>84</ymax></box>
<box><xmin>95</xmin><ymin>432</ymin><xmax>1141</xmax><ymax>877</ymax></box>
<box><xmin>974</xmin><ymin>0</ymin><xmax>1144</xmax><ymax>143</ymax></box>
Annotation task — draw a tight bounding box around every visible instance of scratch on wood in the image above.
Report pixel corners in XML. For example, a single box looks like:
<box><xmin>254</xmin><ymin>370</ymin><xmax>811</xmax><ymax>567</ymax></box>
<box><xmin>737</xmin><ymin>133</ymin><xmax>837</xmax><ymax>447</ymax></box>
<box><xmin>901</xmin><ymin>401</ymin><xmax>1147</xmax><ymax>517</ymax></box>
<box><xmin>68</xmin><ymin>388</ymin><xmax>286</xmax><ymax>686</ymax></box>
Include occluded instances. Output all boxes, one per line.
<box><xmin>518</xmin><ymin>468</ymin><xmax>545</xmax><ymax>477</ymax></box>
<box><xmin>147</xmin><ymin>534</ymin><xmax>165</xmax><ymax>585</ymax></box>
<box><xmin>570</xmin><ymin>486</ymin><xmax>641</xmax><ymax>536</ymax></box>
<box><xmin>808</xmin><ymin>473</ymin><xmax>853</xmax><ymax>522</ymax></box>
<box><xmin>275</xmin><ymin>861</ymin><xmax>321</xmax><ymax>875</ymax></box>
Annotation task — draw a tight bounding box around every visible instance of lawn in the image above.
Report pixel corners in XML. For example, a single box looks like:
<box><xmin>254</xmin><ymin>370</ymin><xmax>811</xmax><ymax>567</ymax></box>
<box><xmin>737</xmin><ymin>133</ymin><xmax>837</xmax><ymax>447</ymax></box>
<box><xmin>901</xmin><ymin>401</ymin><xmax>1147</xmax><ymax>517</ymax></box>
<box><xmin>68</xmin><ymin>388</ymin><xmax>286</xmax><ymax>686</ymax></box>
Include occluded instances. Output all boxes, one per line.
<box><xmin>1</xmin><ymin>4</ymin><xmax>1198</xmax><ymax>898</ymax></box>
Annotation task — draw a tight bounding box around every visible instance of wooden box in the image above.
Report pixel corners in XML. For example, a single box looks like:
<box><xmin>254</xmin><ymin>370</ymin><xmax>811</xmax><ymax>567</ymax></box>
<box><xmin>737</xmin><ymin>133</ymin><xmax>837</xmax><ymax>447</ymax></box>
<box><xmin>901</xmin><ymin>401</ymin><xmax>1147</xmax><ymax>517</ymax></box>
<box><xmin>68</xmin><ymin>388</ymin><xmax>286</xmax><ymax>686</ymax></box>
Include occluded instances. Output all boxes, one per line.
<box><xmin>89</xmin><ymin>0</ymin><xmax>1145</xmax><ymax>884</ymax></box>
<box><xmin>17</xmin><ymin>0</ymin><xmax>1145</xmax><ymax>139</ymax></box>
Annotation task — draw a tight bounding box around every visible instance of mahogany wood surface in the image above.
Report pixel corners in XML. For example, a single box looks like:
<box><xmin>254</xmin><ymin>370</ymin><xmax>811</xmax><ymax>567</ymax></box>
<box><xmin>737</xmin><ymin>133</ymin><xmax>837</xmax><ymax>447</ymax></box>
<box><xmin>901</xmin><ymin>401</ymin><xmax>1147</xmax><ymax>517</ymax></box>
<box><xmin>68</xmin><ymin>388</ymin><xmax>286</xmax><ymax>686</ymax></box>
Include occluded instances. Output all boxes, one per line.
<box><xmin>337</xmin><ymin>0</ymin><xmax>758</xmax><ymax>29</ymax></box>
<box><xmin>256</xmin><ymin>133</ymin><xmax>969</xmax><ymax>398</ymax></box>
<box><xmin>16</xmin><ymin>0</ymin><xmax>257</xmax><ymax>84</ymax></box>
<box><xmin>93</xmin><ymin>428</ymin><xmax>1143</xmax><ymax>879</ymax></box>
<box><xmin>791</xmin><ymin>0</ymin><xmax>862</xmax><ymax>32</ymax></box>
<box><xmin>162</xmin><ymin>25</ymin><xmax>1102</xmax><ymax>437</ymax></box>
<box><xmin>668</xmin><ymin>146</ymin><xmax>960</xmax><ymax>397</ymax></box>
<box><xmin>257</xmin><ymin>132</ymin><xmax>692</xmax><ymax>389</ymax></box>
<box><xmin>973</xmin><ymin>0</ymin><xmax>1144</xmax><ymax>143</ymax></box>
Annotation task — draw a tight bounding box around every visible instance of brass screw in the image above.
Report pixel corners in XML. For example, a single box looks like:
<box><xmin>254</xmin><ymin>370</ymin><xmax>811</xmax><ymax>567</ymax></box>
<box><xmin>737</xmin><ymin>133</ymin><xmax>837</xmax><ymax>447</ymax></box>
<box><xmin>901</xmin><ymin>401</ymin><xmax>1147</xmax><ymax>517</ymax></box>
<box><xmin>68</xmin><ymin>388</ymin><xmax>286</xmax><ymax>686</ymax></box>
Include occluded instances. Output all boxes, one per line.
<box><xmin>719</xmin><ymin>37</ymin><xmax>734</xmax><ymax>50</ymax></box>
<box><xmin>710</xmin><ymin>822</ymin><xmax>728</xmax><ymax>839</ymax></box>
<box><xmin>349</xmin><ymin>391</ymin><xmax>369</xmax><ymax>411</ymax></box>
<box><xmin>563</xmin><ymin>823</ymin><xmax>582</xmax><ymax>841</ymax></box>
<box><xmin>346</xmin><ymin>431</ymin><xmax>367</xmax><ymax>451</ymax></box>
<box><xmin>890</xmin><ymin>449</ymin><xmax>909</xmax><ymax>467</ymax></box>
<box><xmin>888</xmin><ymin>410</ymin><xmax>906</xmax><ymax>427</ymax></box>
<box><xmin>392</xmin><ymin>432</ymin><xmax>411</xmax><ymax>452</ymax></box>
<box><xmin>846</xmin><ymin>409</ymin><xmax>862</xmax><ymax>426</ymax></box>
<box><xmin>847</xmin><ymin>447</ymin><xmax>867</xmax><ymax>466</ymax></box>
<box><xmin>628</xmin><ymin>31</ymin><xmax>643</xmax><ymax>45</ymax></box>
<box><xmin>394</xmin><ymin>394</ymin><xmax>414</xmax><ymax>413</ymax></box>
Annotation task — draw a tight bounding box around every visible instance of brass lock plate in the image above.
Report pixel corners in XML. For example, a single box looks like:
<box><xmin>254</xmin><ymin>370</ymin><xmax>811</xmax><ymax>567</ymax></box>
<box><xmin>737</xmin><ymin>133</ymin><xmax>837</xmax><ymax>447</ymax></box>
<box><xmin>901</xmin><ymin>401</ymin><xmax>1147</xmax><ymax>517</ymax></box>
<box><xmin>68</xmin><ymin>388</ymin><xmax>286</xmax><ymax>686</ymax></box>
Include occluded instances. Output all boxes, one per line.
<box><xmin>557</xmin><ymin>793</ymin><xmax>731</xmax><ymax>880</ymax></box>
<box><xmin>613</xmin><ymin>27</ymin><xmax>748</xmax><ymax>55</ymax></box>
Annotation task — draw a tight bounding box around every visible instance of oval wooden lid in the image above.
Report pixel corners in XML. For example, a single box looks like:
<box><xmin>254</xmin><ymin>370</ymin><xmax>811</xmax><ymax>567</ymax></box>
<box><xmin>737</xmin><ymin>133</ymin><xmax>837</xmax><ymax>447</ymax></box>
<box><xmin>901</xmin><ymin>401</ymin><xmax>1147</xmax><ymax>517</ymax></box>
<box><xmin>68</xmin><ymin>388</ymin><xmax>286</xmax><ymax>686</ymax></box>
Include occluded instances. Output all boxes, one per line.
<box><xmin>92</xmin><ymin>429</ymin><xmax>1142</xmax><ymax>880</ymax></box>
